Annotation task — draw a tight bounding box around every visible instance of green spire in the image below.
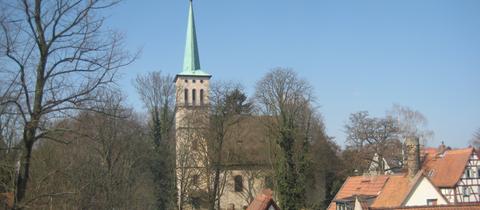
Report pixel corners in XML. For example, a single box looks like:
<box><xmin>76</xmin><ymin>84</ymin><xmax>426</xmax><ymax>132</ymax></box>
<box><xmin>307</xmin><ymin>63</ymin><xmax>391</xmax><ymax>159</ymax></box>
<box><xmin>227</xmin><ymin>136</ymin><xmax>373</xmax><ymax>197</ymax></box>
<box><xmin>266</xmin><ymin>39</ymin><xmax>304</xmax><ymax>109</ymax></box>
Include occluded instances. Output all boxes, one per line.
<box><xmin>181</xmin><ymin>0</ymin><xmax>210</xmax><ymax>76</ymax></box>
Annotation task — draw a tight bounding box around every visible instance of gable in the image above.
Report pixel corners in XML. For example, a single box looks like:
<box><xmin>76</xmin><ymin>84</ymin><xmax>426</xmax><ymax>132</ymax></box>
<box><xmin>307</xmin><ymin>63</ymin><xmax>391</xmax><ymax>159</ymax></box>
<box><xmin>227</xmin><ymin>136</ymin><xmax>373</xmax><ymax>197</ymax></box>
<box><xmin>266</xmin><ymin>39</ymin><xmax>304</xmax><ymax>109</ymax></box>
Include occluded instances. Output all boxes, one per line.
<box><xmin>404</xmin><ymin>176</ymin><xmax>448</xmax><ymax>206</ymax></box>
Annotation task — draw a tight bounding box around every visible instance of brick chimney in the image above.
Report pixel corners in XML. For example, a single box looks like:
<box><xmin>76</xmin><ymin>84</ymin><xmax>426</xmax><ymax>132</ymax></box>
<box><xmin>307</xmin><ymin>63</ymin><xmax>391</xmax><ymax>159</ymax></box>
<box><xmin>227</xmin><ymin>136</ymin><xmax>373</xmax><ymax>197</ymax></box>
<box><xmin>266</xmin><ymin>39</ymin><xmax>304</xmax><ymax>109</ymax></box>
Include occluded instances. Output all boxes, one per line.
<box><xmin>405</xmin><ymin>136</ymin><xmax>420</xmax><ymax>178</ymax></box>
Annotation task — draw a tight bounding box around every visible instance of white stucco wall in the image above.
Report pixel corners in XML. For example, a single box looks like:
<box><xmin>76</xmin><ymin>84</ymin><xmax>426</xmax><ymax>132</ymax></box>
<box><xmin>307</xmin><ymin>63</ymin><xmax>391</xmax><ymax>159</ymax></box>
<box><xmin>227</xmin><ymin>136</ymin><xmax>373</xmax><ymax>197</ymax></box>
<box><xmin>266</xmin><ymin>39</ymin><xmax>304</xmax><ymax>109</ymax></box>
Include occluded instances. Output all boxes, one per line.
<box><xmin>354</xmin><ymin>198</ymin><xmax>364</xmax><ymax>210</ymax></box>
<box><xmin>405</xmin><ymin>177</ymin><xmax>448</xmax><ymax>206</ymax></box>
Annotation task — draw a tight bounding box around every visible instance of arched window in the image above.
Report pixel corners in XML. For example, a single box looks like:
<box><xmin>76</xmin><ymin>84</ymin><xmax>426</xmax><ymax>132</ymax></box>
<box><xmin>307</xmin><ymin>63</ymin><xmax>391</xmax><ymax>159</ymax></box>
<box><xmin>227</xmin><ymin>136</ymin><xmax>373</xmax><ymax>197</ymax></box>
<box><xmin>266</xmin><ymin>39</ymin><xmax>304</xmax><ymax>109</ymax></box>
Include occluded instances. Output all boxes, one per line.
<box><xmin>234</xmin><ymin>175</ymin><xmax>243</xmax><ymax>192</ymax></box>
<box><xmin>200</xmin><ymin>89</ymin><xmax>204</xmax><ymax>105</ymax></box>
<box><xmin>192</xmin><ymin>175</ymin><xmax>199</xmax><ymax>186</ymax></box>
<box><xmin>184</xmin><ymin>89</ymin><xmax>188</xmax><ymax>105</ymax></box>
<box><xmin>192</xmin><ymin>89</ymin><xmax>196</xmax><ymax>106</ymax></box>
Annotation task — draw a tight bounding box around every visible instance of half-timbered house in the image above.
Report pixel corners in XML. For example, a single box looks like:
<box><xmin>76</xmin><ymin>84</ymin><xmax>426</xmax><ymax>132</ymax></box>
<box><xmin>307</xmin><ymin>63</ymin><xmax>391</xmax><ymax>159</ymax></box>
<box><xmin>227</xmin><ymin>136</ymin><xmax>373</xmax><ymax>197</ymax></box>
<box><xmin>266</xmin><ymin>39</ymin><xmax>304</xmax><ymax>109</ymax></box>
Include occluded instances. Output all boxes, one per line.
<box><xmin>423</xmin><ymin>147</ymin><xmax>480</xmax><ymax>203</ymax></box>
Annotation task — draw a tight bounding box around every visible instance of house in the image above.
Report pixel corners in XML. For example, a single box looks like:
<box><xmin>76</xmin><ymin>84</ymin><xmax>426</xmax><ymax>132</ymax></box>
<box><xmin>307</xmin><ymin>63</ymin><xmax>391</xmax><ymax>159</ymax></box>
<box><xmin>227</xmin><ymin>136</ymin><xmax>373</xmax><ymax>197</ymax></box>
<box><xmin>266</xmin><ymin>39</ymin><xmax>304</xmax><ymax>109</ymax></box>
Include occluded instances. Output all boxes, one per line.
<box><xmin>329</xmin><ymin>136</ymin><xmax>480</xmax><ymax>210</ymax></box>
<box><xmin>422</xmin><ymin>146</ymin><xmax>480</xmax><ymax>203</ymax></box>
<box><xmin>328</xmin><ymin>137</ymin><xmax>449</xmax><ymax>210</ymax></box>
<box><xmin>367</xmin><ymin>153</ymin><xmax>403</xmax><ymax>175</ymax></box>
<box><xmin>328</xmin><ymin>173</ymin><xmax>448</xmax><ymax>210</ymax></box>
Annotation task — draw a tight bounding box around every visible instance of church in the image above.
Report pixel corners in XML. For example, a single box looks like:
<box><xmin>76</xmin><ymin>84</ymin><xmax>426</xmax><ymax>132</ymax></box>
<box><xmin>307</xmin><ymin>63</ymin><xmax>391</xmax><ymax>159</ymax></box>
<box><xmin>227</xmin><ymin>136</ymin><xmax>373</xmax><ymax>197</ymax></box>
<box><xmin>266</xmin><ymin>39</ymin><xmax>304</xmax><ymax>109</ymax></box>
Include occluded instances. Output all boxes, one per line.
<box><xmin>174</xmin><ymin>1</ymin><xmax>272</xmax><ymax>209</ymax></box>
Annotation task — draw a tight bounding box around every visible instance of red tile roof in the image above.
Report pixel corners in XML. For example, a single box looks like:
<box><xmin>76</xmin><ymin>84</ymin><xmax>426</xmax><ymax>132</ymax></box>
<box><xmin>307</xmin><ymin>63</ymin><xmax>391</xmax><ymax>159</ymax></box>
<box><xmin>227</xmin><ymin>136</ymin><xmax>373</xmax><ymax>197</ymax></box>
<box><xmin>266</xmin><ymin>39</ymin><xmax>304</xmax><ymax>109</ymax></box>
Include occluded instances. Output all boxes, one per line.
<box><xmin>327</xmin><ymin>175</ymin><xmax>389</xmax><ymax>210</ymax></box>
<box><xmin>246</xmin><ymin>189</ymin><xmax>280</xmax><ymax>210</ymax></box>
<box><xmin>423</xmin><ymin>148</ymin><xmax>474</xmax><ymax>187</ymax></box>
<box><xmin>328</xmin><ymin>147</ymin><xmax>476</xmax><ymax>210</ymax></box>
<box><xmin>370</xmin><ymin>174</ymin><xmax>416</xmax><ymax>208</ymax></box>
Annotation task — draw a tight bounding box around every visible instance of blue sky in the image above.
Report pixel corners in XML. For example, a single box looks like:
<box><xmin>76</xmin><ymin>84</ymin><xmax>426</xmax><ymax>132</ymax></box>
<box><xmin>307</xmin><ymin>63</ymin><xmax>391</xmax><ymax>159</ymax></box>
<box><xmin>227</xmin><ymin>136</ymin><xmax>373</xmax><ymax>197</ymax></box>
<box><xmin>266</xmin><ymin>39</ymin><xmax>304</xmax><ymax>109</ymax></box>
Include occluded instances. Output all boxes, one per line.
<box><xmin>104</xmin><ymin>0</ymin><xmax>480</xmax><ymax>148</ymax></box>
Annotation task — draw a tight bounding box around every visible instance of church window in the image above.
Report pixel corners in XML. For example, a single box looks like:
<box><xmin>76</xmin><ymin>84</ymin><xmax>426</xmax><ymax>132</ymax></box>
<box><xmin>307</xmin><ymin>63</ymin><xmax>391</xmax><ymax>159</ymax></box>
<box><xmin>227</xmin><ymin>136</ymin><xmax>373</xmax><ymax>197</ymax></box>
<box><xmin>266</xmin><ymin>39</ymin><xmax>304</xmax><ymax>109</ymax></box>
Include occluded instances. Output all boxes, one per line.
<box><xmin>200</xmin><ymin>89</ymin><xmax>204</xmax><ymax>105</ymax></box>
<box><xmin>192</xmin><ymin>139</ymin><xmax>198</xmax><ymax>151</ymax></box>
<box><xmin>192</xmin><ymin>89</ymin><xmax>196</xmax><ymax>105</ymax></box>
<box><xmin>234</xmin><ymin>175</ymin><xmax>243</xmax><ymax>192</ymax></box>
<box><xmin>191</xmin><ymin>197</ymin><xmax>200</xmax><ymax>209</ymax></box>
<box><xmin>192</xmin><ymin>175</ymin><xmax>199</xmax><ymax>186</ymax></box>
<box><xmin>265</xmin><ymin>176</ymin><xmax>274</xmax><ymax>189</ymax></box>
<box><xmin>184</xmin><ymin>89</ymin><xmax>188</xmax><ymax>105</ymax></box>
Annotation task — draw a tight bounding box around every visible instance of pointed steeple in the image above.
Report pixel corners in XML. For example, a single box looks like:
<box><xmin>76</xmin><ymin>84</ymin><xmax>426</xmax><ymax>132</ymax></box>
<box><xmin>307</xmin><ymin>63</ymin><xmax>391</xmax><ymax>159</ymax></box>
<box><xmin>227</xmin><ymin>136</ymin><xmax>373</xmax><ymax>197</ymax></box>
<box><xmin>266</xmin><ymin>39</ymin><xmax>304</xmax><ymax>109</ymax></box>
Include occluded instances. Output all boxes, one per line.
<box><xmin>181</xmin><ymin>0</ymin><xmax>210</xmax><ymax>76</ymax></box>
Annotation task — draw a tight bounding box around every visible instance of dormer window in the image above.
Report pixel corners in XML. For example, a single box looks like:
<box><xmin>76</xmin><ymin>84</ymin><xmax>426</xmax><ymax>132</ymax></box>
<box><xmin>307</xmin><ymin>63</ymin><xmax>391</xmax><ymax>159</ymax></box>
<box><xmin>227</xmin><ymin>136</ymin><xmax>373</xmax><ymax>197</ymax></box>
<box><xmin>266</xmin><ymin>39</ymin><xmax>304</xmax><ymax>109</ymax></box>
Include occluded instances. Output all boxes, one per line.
<box><xmin>336</xmin><ymin>202</ymin><xmax>353</xmax><ymax>210</ymax></box>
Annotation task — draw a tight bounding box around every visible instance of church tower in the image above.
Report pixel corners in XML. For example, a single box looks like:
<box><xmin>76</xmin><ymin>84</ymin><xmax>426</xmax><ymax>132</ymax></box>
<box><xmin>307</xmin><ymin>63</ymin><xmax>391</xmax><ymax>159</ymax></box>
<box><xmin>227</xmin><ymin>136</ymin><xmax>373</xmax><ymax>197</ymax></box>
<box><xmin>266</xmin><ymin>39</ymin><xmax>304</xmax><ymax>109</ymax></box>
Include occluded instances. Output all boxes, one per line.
<box><xmin>174</xmin><ymin>0</ymin><xmax>211</xmax><ymax>109</ymax></box>
<box><xmin>175</xmin><ymin>0</ymin><xmax>211</xmax><ymax>208</ymax></box>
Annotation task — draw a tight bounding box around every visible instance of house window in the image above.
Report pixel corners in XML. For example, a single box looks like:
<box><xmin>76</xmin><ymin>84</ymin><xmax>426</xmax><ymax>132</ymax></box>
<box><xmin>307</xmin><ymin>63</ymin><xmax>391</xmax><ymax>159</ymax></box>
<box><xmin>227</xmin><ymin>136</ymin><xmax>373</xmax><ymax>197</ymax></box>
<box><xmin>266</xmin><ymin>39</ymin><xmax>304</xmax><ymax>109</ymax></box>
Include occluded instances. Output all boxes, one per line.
<box><xmin>466</xmin><ymin>169</ymin><xmax>471</xmax><ymax>178</ymax></box>
<box><xmin>463</xmin><ymin>187</ymin><xmax>470</xmax><ymax>197</ymax></box>
<box><xmin>192</xmin><ymin>79</ymin><xmax>196</xmax><ymax>83</ymax></box>
<box><xmin>185</xmin><ymin>79</ymin><xmax>188</xmax><ymax>83</ymax></box>
<box><xmin>336</xmin><ymin>203</ymin><xmax>352</xmax><ymax>210</ymax></box>
<box><xmin>184</xmin><ymin>89</ymin><xmax>188</xmax><ymax>105</ymax></box>
<box><xmin>427</xmin><ymin>199</ymin><xmax>437</xmax><ymax>206</ymax></box>
<box><xmin>192</xmin><ymin>89</ymin><xmax>196</xmax><ymax>105</ymax></box>
<box><xmin>200</xmin><ymin>80</ymin><xmax>204</xmax><ymax>83</ymax></box>
<box><xmin>478</xmin><ymin>169</ymin><xmax>480</xmax><ymax>178</ymax></box>
<box><xmin>200</xmin><ymin>89</ymin><xmax>204</xmax><ymax>105</ymax></box>
<box><xmin>234</xmin><ymin>175</ymin><xmax>243</xmax><ymax>192</ymax></box>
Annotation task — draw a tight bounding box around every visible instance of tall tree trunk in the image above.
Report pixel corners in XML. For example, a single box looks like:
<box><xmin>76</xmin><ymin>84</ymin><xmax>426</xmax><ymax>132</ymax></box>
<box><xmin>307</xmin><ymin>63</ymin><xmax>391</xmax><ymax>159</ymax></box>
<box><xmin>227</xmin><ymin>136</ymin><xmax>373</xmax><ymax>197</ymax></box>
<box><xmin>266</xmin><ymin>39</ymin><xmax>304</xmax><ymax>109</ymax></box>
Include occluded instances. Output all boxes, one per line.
<box><xmin>14</xmin><ymin>126</ymin><xmax>34</xmax><ymax>209</ymax></box>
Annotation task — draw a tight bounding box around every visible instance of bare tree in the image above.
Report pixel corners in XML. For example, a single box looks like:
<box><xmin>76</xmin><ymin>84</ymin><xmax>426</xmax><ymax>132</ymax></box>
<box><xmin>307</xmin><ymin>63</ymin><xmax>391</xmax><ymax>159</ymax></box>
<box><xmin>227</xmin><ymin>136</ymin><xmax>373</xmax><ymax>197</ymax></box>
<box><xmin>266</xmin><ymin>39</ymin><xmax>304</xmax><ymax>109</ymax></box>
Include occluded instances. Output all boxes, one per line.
<box><xmin>0</xmin><ymin>0</ymin><xmax>135</xmax><ymax>208</ymax></box>
<box><xmin>344</xmin><ymin>111</ymin><xmax>402</xmax><ymax>174</ymax></box>
<box><xmin>255</xmin><ymin>68</ymin><xmax>314</xmax><ymax>210</ymax></box>
<box><xmin>204</xmin><ymin>83</ymin><xmax>252</xmax><ymax>210</ymax></box>
<box><xmin>388</xmin><ymin>104</ymin><xmax>434</xmax><ymax>144</ymax></box>
<box><xmin>236</xmin><ymin>169</ymin><xmax>267</xmax><ymax>206</ymax></box>
<box><xmin>27</xmin><ymin>92</ymin><xmax>155</xmax><ymax>209</ymax></box>
<box><xmin>134</xmin><ymin>71</ymin><xmax>176</xmax><ymax>209</ymax></box>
